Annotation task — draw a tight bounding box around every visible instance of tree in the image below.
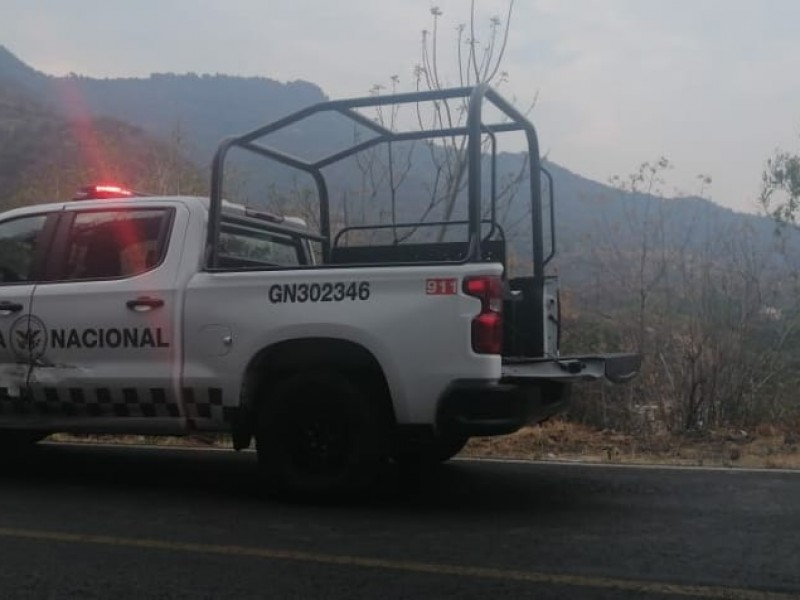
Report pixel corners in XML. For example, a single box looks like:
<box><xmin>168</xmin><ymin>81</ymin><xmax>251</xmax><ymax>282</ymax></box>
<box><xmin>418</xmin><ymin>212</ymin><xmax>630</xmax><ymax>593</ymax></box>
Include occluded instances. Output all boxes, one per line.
<box><xmin>566</xmin><ymin>159</ymin><xmax>800</xmax><ymax>434</ymax></box>
<box><xmin>761</xmin><ymin>144</ymin><xmax>800</xmax><ymax>226</ymax></box>
<box><xmin>415</xmin><ymin>1</ymin><xmax>525</xmax><ymax>241</ymax></box>
<box><xmin>343</xmin><ymin>1</ymin><xmax>532</xmax><ymax>251</ymax></box>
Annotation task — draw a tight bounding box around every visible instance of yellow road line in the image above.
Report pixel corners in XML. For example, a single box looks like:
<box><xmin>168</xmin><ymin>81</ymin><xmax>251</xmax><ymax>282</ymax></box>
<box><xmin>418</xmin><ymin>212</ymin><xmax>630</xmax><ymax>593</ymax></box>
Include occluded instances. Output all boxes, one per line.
<box><xmin>0</xmin><ymin>526</ymin><xmax>792</xmax><ymax>599</ymax></box>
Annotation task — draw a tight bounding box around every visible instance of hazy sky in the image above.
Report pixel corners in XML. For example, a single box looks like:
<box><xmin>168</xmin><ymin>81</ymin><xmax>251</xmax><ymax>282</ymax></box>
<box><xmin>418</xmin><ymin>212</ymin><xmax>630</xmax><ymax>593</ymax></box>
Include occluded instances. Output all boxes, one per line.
<box><xmin>3</xmin><ymin>0</ymin><xmax>799</xmax><ymax>213</ymax></box>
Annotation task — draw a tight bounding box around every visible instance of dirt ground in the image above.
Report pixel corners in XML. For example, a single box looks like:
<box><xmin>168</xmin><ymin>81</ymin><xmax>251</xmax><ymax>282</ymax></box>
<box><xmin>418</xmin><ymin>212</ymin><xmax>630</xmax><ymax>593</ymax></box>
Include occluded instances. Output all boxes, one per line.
<box><xmin>52</xmin><ymin>420</ymin><xmax>800</xmax><ymax>469</ymax></box>
<box><xmin>464</xmin><ymin>419</ymin><xmax>800</xmax><ymax>469</ymax></box>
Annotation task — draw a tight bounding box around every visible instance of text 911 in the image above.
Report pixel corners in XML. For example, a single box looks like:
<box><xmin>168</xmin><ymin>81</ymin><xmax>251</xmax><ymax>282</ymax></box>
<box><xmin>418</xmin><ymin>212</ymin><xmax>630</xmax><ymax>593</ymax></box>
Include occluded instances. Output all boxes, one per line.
<box><xmin>425</xmin><ymin>278</ymin><xmax>457</xmax><ymax>295</ymax></box>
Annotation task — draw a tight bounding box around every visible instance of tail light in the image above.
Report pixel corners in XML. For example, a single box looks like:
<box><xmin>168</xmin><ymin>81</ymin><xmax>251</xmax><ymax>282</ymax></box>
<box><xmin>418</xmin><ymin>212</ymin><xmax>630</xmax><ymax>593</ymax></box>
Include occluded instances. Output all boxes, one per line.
<box><xmin>463</xmin><ymin>275</ymin><xmax>503</xmax><ymax>354</ymax></box>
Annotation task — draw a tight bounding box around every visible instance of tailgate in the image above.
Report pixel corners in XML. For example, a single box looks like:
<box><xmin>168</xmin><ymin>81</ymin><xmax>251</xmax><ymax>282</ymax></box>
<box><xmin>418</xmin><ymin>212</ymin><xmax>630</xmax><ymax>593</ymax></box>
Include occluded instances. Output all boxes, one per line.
<box><xmin>502</xmin><ymin>353</ymin><xmax>641</xmax><ymax>384</ymax></box>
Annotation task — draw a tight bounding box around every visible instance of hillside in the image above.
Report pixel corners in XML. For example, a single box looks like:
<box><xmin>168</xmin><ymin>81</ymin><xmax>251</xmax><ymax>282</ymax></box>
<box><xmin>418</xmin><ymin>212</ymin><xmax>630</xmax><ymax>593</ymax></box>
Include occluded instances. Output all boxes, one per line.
<box><xmin>1</xmin><ymin>45</ymin><xmax>793</xmax><ymax>253</ymax></box>
<box><xmin>3</xmin><ymin>44</ymin><xmax>794</xmax><ymax>276</ymax></box>
<box><xmin>2</xmin><ymin>45</ymin><xmax>782</xmax><ymax>250</ymax></box>
<box><xmin>0</xmin><ymin>79</ymin><xmax>203</xmax><ymax>209</ymax></box>
<box><xmin>0</xmin><ymin>45</ymin><xmax>339</xmax><ymax>167</ymax></box>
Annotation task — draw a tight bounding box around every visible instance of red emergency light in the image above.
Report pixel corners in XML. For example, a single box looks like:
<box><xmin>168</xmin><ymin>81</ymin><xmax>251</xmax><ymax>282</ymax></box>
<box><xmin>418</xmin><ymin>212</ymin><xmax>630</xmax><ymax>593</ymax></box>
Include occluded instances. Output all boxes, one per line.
<box><xmin>72</xmin><ymin>184</ymin><xmax>146</xmax><ymax>201</ymax></box>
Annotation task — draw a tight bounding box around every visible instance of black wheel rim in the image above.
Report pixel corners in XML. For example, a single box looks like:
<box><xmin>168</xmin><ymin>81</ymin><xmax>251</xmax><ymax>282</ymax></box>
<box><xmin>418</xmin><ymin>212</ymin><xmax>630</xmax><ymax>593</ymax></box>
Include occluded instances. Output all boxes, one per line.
<box><xmin>282</xmin><ymin>389</ymin><xmax>351</xmax><ymax>476</ymax></box>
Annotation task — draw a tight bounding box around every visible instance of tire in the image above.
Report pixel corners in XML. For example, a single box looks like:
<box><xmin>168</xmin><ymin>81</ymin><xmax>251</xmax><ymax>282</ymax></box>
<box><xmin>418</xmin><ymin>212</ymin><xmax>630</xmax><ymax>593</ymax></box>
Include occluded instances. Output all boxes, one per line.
<box><xmin>394</xmin><ymin>432</ymin><xmax>468</xmax><ymax>466</ymax></box>
<box><xmin>255</xmin><ymin>369</ymin><xmax>385</xmax><ymax>496</ymax></box>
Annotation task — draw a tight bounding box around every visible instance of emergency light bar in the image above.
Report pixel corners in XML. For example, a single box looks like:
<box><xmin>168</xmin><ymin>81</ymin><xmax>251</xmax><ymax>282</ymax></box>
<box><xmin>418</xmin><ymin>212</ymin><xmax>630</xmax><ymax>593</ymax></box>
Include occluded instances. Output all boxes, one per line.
<box><xmin>72</xmin><ymin>185</ymin><xmax>148</xmax><ymax>201</ymax></box>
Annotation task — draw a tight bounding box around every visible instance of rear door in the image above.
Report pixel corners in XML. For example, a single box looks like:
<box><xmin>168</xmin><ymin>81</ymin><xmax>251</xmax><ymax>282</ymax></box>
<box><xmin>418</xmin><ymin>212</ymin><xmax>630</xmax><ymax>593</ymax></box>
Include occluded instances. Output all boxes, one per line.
<box><xmin>27</xmin><ymin>203</ymin><xmax>188</xmax><ymax>427</ymax></box>
<box><xmin>0</xmin><ymin>211</ymin><xmax>55</xmax><ymax>415</ymax></box>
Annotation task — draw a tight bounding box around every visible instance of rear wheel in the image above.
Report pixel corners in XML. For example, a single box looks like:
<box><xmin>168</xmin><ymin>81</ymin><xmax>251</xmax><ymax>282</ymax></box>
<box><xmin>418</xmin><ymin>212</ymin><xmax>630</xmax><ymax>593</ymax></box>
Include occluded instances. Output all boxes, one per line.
<box><xmin>255</xmin><ymin>369</ymin><xmax>385</xmax><ymax>496</ymax></box>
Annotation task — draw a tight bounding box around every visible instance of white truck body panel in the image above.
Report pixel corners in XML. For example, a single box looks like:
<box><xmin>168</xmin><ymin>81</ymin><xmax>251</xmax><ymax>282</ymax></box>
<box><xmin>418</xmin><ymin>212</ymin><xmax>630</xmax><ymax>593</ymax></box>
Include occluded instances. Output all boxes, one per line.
<box><xmin>183</xmin><ymin>262</ymin><xmax>501</xmax><ymax>427</ymax></box>
<box><xmin>24</xmin><ymin>201</ymin><xmax>191</xmax><ymax>428</ymax></box>
<box><xmin>0</xmin><ymin>285</ymin><xmax>35</xmax><ymax>399</ymax></box>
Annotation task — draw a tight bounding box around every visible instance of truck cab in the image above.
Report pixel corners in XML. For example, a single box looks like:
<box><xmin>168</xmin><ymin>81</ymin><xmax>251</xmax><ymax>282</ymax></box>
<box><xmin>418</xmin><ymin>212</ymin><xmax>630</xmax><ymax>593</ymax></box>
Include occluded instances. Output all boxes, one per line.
<box><xmin>0</xmin><ymin>192</ymin><xmax>312</xmax><ymax>436</ymax></box>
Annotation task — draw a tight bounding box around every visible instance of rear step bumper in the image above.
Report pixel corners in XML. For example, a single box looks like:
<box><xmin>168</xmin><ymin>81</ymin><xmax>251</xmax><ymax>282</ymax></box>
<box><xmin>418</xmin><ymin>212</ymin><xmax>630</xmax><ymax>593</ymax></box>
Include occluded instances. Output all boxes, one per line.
<box><xmin>502</xmin><ymin>353</ymin><xmax>641</xmax><ymax>384</ymax></box>
<box><xmin>437</xmin><ymin>379</ymin><xmax>571</xmax><ymax>437</ymax></box>
<box><xmin>437</xmin><ymin>354</ymin><xmax>640</xmax><ymax>437</ymax></box>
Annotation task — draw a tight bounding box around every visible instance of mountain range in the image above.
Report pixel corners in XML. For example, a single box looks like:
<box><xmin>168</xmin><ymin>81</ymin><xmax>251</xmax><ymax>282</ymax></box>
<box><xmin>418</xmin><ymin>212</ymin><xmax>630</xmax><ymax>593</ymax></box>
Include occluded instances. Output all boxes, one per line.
<box><xmin>1</xmin><ymin>44</ymin><xmax>794</xmax><ymax>288</ymax></box>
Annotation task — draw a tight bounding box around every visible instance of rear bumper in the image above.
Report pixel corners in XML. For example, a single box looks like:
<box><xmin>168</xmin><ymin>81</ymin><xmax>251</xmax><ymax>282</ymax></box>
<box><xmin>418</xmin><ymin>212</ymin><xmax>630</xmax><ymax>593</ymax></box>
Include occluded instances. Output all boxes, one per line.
<box><xmin>437</xmin><ymin>353</ymin><xmax>640</xmax><ymax>437</ymax></box>
<box><xmin>437</xmin><ymin>379</ymin><xmax>570</xmax><ymax>437</ymax></box>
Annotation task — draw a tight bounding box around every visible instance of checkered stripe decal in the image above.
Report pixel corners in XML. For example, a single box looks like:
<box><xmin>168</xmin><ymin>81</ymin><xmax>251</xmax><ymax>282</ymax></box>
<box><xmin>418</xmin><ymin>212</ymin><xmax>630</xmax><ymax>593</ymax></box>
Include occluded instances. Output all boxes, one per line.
<box><xmin>182</xmin><ymin>387</ymin><xmax>225</xmax><ymax>421</ymax></box>
<box><xmin>0</xmin><ymin>386</ymin><xmax>227</xmax><ymax>420</ymax></box>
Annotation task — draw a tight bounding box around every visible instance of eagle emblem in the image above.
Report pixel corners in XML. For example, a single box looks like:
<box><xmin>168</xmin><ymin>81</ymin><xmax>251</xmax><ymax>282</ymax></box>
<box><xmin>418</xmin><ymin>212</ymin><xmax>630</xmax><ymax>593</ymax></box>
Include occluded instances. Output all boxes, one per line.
<box><xmin>9</xmin><ymin>315</ymin><xmax>48</xmax><ymax>362</ymax></box>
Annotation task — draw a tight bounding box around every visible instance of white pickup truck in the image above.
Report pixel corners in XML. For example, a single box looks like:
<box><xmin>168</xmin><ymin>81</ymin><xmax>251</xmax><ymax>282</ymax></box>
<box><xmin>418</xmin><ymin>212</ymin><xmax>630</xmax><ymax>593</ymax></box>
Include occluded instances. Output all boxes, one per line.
<box><xmin>0</xmin><ymin>85</ymin><xmax>639</xmax><ymax>494</ymax></box>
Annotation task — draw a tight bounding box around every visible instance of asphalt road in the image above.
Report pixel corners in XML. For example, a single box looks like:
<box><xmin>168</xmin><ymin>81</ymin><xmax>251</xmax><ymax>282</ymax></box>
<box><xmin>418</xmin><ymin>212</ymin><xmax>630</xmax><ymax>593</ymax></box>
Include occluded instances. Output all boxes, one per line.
<box><xmin>0</xmin><ymin>443</ymin><xmax>798</xmax><ymax>600</ymax></box>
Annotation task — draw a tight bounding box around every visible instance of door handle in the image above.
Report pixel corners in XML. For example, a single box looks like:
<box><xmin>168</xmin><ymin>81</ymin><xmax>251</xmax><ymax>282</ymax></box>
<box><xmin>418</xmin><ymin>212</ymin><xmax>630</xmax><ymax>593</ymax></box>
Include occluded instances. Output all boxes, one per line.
<box><xmin>0</xmin><ymin>301</ymin><xmax>24</xmax><ymax>315</ymax></box>
<box><xmin>126</xmin><ymin>297</ymin><xmax>164</xmax><ymax>312</ymax></box>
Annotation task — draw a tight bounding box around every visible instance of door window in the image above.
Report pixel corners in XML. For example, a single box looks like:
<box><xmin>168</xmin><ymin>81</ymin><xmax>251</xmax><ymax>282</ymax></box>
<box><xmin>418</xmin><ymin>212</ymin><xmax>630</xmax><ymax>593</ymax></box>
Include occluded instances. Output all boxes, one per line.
<box><xmin>0</xmin><ymin>215</ymin><xmax>48</xmax><ymax>284</ymax></box>
<box><xmin>218</xmin><ymin>223</ymin><xmax>303</xmax><ymax>267</ymax></box>
<box><xmin>60</xmin><ymin>209</ymin><xmax>172</xmax><ymax>281</ymax></box>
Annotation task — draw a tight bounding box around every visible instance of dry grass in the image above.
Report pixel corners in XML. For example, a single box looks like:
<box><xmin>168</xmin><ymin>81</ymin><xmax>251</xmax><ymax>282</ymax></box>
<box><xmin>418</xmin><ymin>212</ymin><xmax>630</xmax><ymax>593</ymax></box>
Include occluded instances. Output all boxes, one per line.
<box><xmin>463</xmin><ymin>420</ymin><xmax>800</xmax><ymax>469</ymax></box>
<box><xmin>49</xmin><ymin>433</ymin><xmax>233</xmax><ymax>448</ymax></box>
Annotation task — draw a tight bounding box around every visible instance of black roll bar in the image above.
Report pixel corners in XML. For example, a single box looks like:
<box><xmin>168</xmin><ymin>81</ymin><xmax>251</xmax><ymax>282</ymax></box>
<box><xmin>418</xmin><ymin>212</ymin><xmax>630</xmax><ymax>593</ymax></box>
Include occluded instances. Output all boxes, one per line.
<box><xmin>541</xmin><ymin>166</ymin><xmax>556</xmax><ymax>265</ymax></box>
<box><xmin>206</xmin><ymin>84</ymin><xmax>545</xmax><ymax>283</ymax></box>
